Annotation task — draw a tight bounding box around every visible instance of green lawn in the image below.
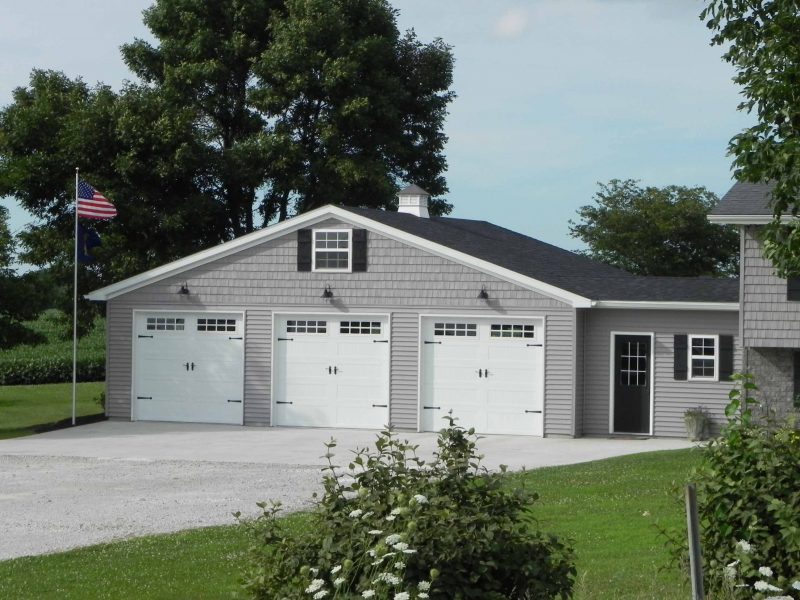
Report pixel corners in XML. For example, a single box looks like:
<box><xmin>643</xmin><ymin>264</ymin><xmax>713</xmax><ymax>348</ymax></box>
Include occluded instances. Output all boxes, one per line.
<box><xmin>0</xmin><ymin>382</ymin><xmax>106</xmax><ymax>440</ymax></box>
<box><xmin>0</xmin><ymin>449</ymin><xmax>699</xmax><ymax>600</ymax></box>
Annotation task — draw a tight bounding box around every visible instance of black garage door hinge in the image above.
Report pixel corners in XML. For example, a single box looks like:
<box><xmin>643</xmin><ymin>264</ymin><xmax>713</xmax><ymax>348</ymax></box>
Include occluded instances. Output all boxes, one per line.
<box><xmin>423</xmin><ymin>405</ymin><xmax>441</xmax><ymax>410</ymax></box>
<box><xmin>228</xmin><ymin>336</ymin><xmax>243</xmax><ymax>340</ymax></box>
<box><xmin>526</xmin><ymin>343</ymin><xmax>543</xmax><ymax>347</ymax></box>
<box><xmin>227</xmin><ymin>399</ymin><xmax>243</xmax><ymax>403</ymax></box>
<box><xmin>373</xmin><ymin>340</ymin><xmax>389</xmax><ymax>343</ymax></box>
<box><xmin>277</xmin><ymin>337</ymin><xmax>294</xmax><ymax>341</ymax></box>
<box><xmin>525</xmin><ymin>410</ymin><xmax>542</xmax><ymax>414</ymax></box>
<box><xmin>372</xmin><ymin>404</ymin><xmax>388</xmax><ymax>408</ymax></box>
<box><xmin>424</xmin><ymin>341</ymin><xmax>441</xmax><ymax>345</ymax></box>
<box><xmin>138</xmin><ymin>335</ymin><xmax>154</xmax><ymax>339</ymax></box>
<box><xmin>276</xmin><ymin>401</ymin><xmax>293</xmax><ymax>405</ymax></box>
<box><xmin>137</xmin><ymin>396</ymin><xmax>153</xmax><ymax>400</ymax></box>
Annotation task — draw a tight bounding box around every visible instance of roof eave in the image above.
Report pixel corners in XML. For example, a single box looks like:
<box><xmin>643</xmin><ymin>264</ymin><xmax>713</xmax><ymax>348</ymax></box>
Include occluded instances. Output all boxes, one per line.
<box><xmin>708</xmin><ymin>214</ymin><xmax>797</xmax><ymax>225</ymax></box>
<box><xmin>591</xmin><ymin>300</ymin><xmax>739</xmax><ymax>311</ymax></box>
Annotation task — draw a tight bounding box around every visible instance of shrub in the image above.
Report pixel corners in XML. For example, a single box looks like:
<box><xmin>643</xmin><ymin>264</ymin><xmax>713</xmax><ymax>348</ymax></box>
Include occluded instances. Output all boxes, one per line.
<box><xmin>693</xmin><ymin>373</ymin><xmax>800</xmax><ymax>596</ymax></box>
<box><xmin>0</xmin><ymin>310</ymin><xmax>105</xmax><ymax>385</ymax></box>
<box><xmin>241</xmin><ymin>419</ymin><xmax>575</xmax><ymax>599</ymax></box>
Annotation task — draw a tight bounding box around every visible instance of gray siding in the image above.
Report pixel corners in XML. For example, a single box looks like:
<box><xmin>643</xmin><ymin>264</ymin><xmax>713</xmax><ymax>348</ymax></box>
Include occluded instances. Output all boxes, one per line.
<box><xmin>573</xmin><ymin>309</ymin><xmax>586</xmax><ymax>437</ymax></box>
<box><xmin>105</xmin><ymin>219</ymin><xmax>576</xmax><ymax>434</ymax></box>
<box><xmin>582</xmin><ymin>309</ymin><xmax>740</xmax><ymax>438</ymax></box>
<box><xmin>742</xmin><ymin>225</ymin><xmax>800</xmax><ymax>347</ymax></box>
<box><xmin>390</xmin><ymin>312</ymin><xmax>419</xmax><ymax>430</ymax></box>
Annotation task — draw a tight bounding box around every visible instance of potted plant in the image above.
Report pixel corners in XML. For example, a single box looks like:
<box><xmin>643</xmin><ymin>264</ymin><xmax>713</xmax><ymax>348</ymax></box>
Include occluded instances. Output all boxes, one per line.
<box><xmin>684</xmin><ymin>407</ymin><xmax>708</xmax><ymax>441</ymax></box>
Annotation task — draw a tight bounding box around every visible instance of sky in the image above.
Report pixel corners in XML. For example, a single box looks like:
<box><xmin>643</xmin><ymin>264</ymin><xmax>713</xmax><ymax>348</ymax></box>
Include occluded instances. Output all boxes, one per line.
<box><xmin>0</xmin><ymin>0</ymin><xmax>752</xmax><ymax>266</ymax></box>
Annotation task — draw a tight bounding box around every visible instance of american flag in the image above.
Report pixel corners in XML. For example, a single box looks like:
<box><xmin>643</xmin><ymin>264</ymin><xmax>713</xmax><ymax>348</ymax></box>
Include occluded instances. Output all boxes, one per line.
<box><xmin>77</xmin><ymin>180</ymin><xmax>117</xmax><ymax>219</ymax></box>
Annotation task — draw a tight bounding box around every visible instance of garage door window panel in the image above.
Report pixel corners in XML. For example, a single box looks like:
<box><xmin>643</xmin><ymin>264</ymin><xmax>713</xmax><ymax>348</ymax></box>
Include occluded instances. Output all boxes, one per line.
<box><xmin>146</xmin><ymin>317</ymin><xmax>185</xmax><ymax>332</ymax></box>
<box><xmin>197</xmin><ymin>318</ymin><xmax>237</xmax><ymax>332</ymax></box>
<box><xmin>313</xmin><ymin>230</ymin><xmax>351</xmax><ymax>271</ymax></box>
<box><xmin>689</xmin><ymin>335</ymin><xmax>718</xmax><ymax>381</ymax></box>
<box><xmin>490</xmin><ymin>323</ymin><xmax>535</xmax><ymax>339</ymax></box>
<box><xmin>286</xmin><ymin>320</ymin><xmax>327</xmax><ymax>334</ymax></box>
<box><xmin>340</xmin><ymin>321</ymin><xmax>381</xmax><ymax>334</ymax></box>
<box><xmin>434</xmin><ymin>322</ymin><xmax>477</xmax><ymax>337</ymax></box>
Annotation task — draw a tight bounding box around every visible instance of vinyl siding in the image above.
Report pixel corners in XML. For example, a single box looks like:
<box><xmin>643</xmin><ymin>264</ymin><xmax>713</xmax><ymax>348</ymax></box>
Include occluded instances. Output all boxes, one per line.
<box><xmin>573</xmin><ymin>309</ymin><xmax>586</xmax><ymax>437</ymax></box>
<box><xmin>742</xmin><ymin>225</ymin><xmax>800</xmax><ymax>347</ymax></box>
<box><xmin>582</xmin><ymin>309</ymin><xmax>740</xmax><ymax>437</ymax></box>
<box><xmin>105</xmin><ymin>219</ymin><xmax>575</xmax><ymax>434</ymax></box>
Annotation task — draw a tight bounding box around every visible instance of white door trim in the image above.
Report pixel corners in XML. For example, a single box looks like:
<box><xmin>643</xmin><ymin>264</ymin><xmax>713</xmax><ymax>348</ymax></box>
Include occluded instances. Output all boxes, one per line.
<box><xmin>608</xmin><ymin>330</ymin><xmax>655</xmax><ymax>436</ymax></box>
<box><xmin>130</xmin><ymin>309</ymin><xmax>246</xmax><ymax>425</ymax></box>
<box><xmin>270</xmin><ymin>310</ymin><xmax>392</xmax><ymax>428</ymax></box>
<box><xmin>417</xmin><ymin>314</ymin><xmax>546</xmax><ymax>435</ymax></box>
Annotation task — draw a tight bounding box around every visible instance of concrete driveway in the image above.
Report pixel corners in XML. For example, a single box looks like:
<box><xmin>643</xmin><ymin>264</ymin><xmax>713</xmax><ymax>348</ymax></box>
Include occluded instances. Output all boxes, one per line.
<box><xmin>0</xmin><ymin>421</ymin><xmax>692</xmax><ymax>560</ymax></box>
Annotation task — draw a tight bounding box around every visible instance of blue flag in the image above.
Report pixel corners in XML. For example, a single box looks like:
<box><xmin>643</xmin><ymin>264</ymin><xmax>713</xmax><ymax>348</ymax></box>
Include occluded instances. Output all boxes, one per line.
<box><xmin>77</xmin><ymin>224</ymin><xmax>102</xmax><ymax>264</ymax></box>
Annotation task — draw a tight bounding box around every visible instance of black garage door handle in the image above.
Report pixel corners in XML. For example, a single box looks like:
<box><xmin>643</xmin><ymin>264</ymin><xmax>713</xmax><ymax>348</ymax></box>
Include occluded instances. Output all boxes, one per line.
<box><xmin>424</xmin><ymin>341</ymin><xmax>441</xmax><ymax>345</ymax></box>
<box><xmin>527</xmin><ymin>343</ymin><xmax>543</xmax><ymax>347</ymax></box>
<box><xmin>277</xmin><ymin>337</ymin><xmax>294</xmax><ymax>341</ymax></box>
<box><xmin>423</xmin><ymin>406</ymin><xmax>441</xmax><ymax>410</ymax></box>
<box><xmin>372</xmin><ymin>404</ymin><xmax>388</xmax><ymax>408</ymax></box>
<box><xmin>276</xmin><ymin>401</ymin><xmax>293</xmax><ymax>405</ymax></box>
<box><xmin>373</xmin><ymin>340</ymin><xmax>389</xmax><ymax>343</ymax></box>
<box><xmin>137</xmin><ymin>396</ymin><xmax>153</xmax><ymax>400</ymax></box>
<box><xmin>138</xmin><ymin>335</ymin><xmax>153</xmax><ymax>339</ymax></box>
<box><xmin>227</xmin><ymin>399</ymin><xmax>242</xmax><ymax>403</ymax></box>
<box><xmin>525</xmin><ymin>410</ymin><xmax>542</xmax><ymax>414</ymax></box>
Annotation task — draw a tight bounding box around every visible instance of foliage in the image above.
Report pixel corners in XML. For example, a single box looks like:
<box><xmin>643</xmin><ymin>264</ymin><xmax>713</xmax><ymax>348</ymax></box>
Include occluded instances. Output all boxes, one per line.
<box><xmin>0</xmin><ymin>206</ymin><xmax>49</xmax><ymax>348</ymax></box>
<box><xmin>569</xmin><ymin>179</ymin><xmax>739</xmax><ymax>276</ymax></box>
<box><xmin>254</xmin><ymin>0</ymin><xmax>454</xmax><ymax>219</ymax></box>
<box><xmin>716</xmin><ymin>540</ymin><xmax>800</xmax><ymax>599</ymax></box>
<box><xmin>702</xmin><ymin>1</ymin><xmax>800</xmax><ymax>277</ymax></box>
<box><xmin>241</xmin><ymin>420</ymin><xmax>575</xmax><ymax>599</ymax></box>
<box><xmin>691</xmin><ymin>373</ymin><xmax>800</xmax><ymax>595</ymax></box>
<box><xmin>0</xmin><ymin>0</ymin><xmax>455</xmax><ymax>286</ymax></box>
<box><xmin>0</xmin><ymin>310</ymin><xmax>105</xmax><ymax>385</ymax></box>
<box><xmin>0</xmin><ymin>381</ymin><xmax>105</xmax><ymax>441</ymax></box>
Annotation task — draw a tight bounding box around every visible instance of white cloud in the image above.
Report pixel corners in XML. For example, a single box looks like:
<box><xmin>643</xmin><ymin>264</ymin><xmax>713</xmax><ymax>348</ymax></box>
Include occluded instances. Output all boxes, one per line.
<box><xmin>493</xmin><ymin>7</ymin><xmax>529</xmax><ymax>39</ymax></box>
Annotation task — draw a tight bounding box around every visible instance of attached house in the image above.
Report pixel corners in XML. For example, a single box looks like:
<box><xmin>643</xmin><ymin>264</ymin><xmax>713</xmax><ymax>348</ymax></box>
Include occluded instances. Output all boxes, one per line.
<box><xmin>709</xmin><ymin>181</ymin><xmax>800</xmax><ymax>415</ymax></box>
<box><xmin>88</xmin><ymin>185</ymin><xmax>742</xmax><ymax>438</ymax></box>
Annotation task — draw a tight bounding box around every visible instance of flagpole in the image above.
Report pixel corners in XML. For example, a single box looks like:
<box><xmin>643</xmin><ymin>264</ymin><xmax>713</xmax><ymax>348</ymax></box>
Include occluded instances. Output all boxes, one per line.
<box><xmin>72</xmin><ymin>168</ymin><xmax>79</xmax><ymax>426</ymax></box>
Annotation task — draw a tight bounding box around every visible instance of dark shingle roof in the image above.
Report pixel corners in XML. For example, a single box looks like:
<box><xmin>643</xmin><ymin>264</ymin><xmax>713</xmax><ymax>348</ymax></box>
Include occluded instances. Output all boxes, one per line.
<box><xmin>339</xmin><ymin>206</ymin><xmax>739</xmax><ymax>303</ymax></box>
<box><xmin>710</xmin><ymin>181</ymin><xmax>775</xmax><ymax>216</ymax></box>
<box><xmin>398</xmin><ymin>184</ymin><xmax>430</xmax><ymax>196</ymax></box>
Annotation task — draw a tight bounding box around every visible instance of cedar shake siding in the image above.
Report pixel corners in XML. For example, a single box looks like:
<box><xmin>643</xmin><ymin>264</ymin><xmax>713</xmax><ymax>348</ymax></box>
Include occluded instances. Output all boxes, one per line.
<box><xmin>742</xmin><ymin>225</ymin><xmax>800</xmax><ymax>347</ymax></box>
<box><xmin>105</xmin><ymin>219</ymin><xmax>577</xmax><ymax>436</ymax></box>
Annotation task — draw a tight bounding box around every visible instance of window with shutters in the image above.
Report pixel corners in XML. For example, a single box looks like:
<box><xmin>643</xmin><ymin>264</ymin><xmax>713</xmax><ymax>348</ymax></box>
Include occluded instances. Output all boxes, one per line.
<box><xmin>688</xmin><ymin>334</ymin><xmax>718</xmax><ymax>381</ymax></box>
<box><xmin>312</xmin><ymin>229</ymin><xmax>351</xmax><ymax>271</ymax></box>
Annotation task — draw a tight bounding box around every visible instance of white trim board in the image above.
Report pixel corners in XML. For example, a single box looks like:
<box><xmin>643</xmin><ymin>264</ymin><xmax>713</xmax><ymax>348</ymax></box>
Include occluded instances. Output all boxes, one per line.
<box><xmin>707</xmin><ymin>214</ymin><xmax>799</xmax><ymax>225</ymax></box>
<box><xmin>592</xmin><ymin>301</ymin><xmax>739</xmax><ymax>312</ymax></box>
<box><xmin>84</xmin><ymin>205</ymin><xmax>592</xmax><ymax>308</ymax></box>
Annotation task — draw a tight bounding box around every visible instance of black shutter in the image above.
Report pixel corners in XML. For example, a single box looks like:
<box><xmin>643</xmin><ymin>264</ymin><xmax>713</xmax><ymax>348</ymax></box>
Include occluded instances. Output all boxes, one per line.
<box><xmin>674</xmin><ymin>334</ymin><xmax>688</xmax><ymax>381</ymax></box>
<box><xmin>788</xmin><ymin>277</ymin><xmax>800</xmax><ymax>301</ymax></box>
<box><xmin>719</xmin><ymin>335</ymin><xmax>734</xmax><ymax>381</ymax></box>
<box><xmin>352</xmin><ymin>229</ymin><xmax>368</xmax><ymax>272</ymax></box>
<box><xmin>297</xmin><ymin>229</ymin><xmax>312</xmax><ymax>271</ymax></box>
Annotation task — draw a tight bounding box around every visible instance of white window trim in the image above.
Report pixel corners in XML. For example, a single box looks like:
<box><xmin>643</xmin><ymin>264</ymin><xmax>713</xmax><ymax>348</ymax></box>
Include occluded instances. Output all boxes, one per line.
<box><xmin>688</xmin><ymin>334</ymin><xmax>719</xmax><ymax>382</ymax></box>
<box><xmin>311</xmin><ymin>228</ymin><xmax>352</xmax><ymax>273</ymax></box>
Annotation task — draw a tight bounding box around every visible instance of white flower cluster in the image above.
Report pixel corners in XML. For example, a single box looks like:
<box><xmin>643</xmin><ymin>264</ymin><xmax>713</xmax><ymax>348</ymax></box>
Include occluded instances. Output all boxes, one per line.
<box><xmin>374</xmin><ymin>572</ymin><xmax>402</xmax><ymax>586</ymax></box>
<box><xmin>736</xmin><ymin>539</ymin><xmax>752</xmax><ymax>554</ymax></box>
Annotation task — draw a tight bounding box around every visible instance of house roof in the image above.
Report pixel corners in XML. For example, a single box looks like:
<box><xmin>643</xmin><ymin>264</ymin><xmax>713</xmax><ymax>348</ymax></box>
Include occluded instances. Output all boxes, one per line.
<box><xmin>398</xmin><ymin>184</ymin><xmax>430</xmax><ymax>196</ymax></box>
<box><xmin>710</xmin><ymin>181</ymin><xmax>774</xmax><ymax>216</ymax></box>
<box><xmin>86</xmin><ymin>203</ymin><xmax>739</xmax><ymax>308</ymax></box>
<box><xmin>340</xmin><ymin>206</ymin><xmax>739</xmax><ymax>303</ymax></box>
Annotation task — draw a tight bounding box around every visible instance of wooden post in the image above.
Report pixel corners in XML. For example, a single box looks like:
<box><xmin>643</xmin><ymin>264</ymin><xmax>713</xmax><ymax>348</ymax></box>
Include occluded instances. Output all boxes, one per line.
<box><xmin>686</xmin><ymin>483</ymin><xmax>704</xmax><ymax>599</ymax></box>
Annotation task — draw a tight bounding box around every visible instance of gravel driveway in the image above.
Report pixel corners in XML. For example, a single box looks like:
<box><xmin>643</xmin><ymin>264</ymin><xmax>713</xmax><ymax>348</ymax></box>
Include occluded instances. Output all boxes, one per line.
<box><xmin>0</xmin><ymin>421</ymin><xmax>692</xmax><ymax>560</ymax></box>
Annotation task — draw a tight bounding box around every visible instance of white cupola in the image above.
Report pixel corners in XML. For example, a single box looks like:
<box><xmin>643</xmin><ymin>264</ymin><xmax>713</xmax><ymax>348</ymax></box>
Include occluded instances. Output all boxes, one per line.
<box><xmin>397</xmin><ymin>184</ymin><xmax>431</xmax><ymax>218</ymax></box>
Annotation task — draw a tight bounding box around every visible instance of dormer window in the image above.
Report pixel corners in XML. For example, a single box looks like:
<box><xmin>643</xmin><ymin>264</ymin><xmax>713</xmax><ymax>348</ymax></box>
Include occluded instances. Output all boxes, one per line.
<box><xmin>313</xmin><ymin>229</ymin><xmax>351</xmax><ymax>271</ymax></box>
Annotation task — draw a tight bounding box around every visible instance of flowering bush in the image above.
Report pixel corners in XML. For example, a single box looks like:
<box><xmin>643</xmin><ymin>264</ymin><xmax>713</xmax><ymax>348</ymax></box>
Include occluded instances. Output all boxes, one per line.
<box><xmin>716</xmin><ymin>539</ymin><xmax>800</xmax><ymax>599</ymax></box>
<box><xmin>241</xmin><ymin>418</ymin><xmax>575</xmax><ymax>599</ymax></box>
<box><xmin>692</xmin><ymin>374</ymin><xmax>800</xmax><ymax>595</ymax></box>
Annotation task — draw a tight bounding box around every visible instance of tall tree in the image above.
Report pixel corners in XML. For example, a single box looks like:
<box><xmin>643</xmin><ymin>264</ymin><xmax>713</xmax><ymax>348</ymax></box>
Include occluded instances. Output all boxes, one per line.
<box><xmin>702</xmin><ymin>1</ymin><xmax>800</xmax><ymax>275</ymax></box>
<box><xmin>569</xmin><ymin>179</ymin><xmax>739</xmax><ymax>277</ymax></box>
<box><xmin>0</xmin><ymin>207</ymin><xmax>47</xmax><ymax>347</ymax></box>
<box><xmin>0</xmin><ymin>0</ymin><xmax>456</xmax><ymax>286</ymax></box>
<box><xmin>255</xmin><ymin>0</ymin><xmax>454</xmax><ymax>219</ymax></box>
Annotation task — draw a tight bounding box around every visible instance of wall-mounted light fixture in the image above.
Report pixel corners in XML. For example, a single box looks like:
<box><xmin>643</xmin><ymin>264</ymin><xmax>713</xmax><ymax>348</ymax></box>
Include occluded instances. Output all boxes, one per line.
<box><xmin>322</xmin><ymin>285</ymin><xmax>334</xmax><ymax>300</ymax></box>
<box><xmin>477</xmin><ymin>286</ymin><xmax>489</xmax><ymax>300</ymax></box>
<box><xmin>178</xmin><ymin>283</ymin><xmax>190</xmax><ymax>295</ymax></box>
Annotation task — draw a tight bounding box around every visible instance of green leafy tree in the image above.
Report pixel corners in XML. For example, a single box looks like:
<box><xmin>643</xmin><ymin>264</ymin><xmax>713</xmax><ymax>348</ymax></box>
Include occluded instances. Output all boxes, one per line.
<box><xmin>0</xmin><ymin>207</ymin><xmax>47</xmax><ymax>347</ymax></box>
<box><xmin>0</xmin><ymin>0</ymin><xmax>455</xmax><ymax>286</ymax></box>
<box><xmin>702</xmin><ymin>1</ymin><xmax>800</xmax><ymax>276</ymax></box>
<box><xmin>255</xmin><ymin>0</ymin><xmax>455</xmax><ymax>218</ymax></box>
<box><xmin>569</xmin><ymin>179</ymin><xmax>739</xmax><ymax>277</ymax></box>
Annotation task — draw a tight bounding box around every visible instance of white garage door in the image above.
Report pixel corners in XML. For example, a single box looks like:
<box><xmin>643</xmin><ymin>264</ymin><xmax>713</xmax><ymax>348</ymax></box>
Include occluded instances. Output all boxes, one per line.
<box><xmin>420</xmin><ymin>318</ymin><xmax>544</xmax><ymax>436</ymax></box>
<box><xmin>133</xmin><ymin>312</ymin><xmax>244</xmax><ymax>425</ymax></box>
<box><xmin>273</xmin><ymin>314</ymin><xmax>390</xmax><ymax>428</ymax></box>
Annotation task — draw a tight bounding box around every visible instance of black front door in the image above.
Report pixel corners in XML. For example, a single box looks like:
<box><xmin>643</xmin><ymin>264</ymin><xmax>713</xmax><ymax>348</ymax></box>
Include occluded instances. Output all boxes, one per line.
<box><xmin>613</xmin><ymin>334</ymin><xmax>651</xmax><ymax>434</ymax></box>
